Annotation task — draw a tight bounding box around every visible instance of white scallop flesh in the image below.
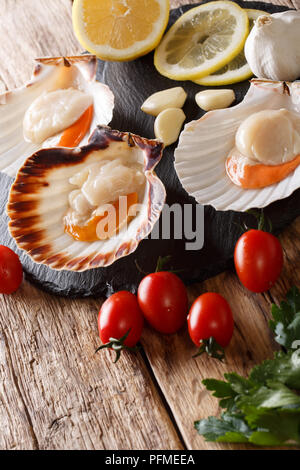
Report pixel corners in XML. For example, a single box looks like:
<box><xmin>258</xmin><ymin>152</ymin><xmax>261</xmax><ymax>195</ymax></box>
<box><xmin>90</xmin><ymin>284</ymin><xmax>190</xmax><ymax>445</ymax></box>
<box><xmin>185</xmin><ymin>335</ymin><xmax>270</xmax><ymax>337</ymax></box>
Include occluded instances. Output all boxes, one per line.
<box><xmin>68</xmin><ymin>152</ymin><xmax>145</xmax><ymax>226</ymax></box>
<box><xmin>23</xmin><ymin>88</ymin><xmax>93</xmax><ymax>144</ymax></box>
<box><xmin>235</xmin><ymin>109</ymin><xmax>300</xmax><ymax>165</ymax></box>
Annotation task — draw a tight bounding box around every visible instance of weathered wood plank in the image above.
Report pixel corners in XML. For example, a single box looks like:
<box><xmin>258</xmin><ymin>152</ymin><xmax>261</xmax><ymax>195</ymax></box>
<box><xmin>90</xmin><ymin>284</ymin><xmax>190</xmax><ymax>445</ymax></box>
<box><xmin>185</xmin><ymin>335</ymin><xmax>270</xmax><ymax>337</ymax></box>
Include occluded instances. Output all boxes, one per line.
<box><xmin>0</xmin><ymin>281</ymin><xmax>183</xmax><ymax>450</ymax></box>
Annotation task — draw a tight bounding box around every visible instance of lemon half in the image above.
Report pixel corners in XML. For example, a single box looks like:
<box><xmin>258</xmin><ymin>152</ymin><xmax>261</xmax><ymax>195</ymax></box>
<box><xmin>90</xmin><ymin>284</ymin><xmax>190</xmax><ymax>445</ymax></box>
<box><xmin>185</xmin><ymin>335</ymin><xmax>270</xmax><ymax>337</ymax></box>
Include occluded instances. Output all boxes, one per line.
<box><xmin>194</xmin><ymin>9</ymin><xmax>269</xmax><ymax>86</ymax></box>
<box><xmin>154</xmin><ymin>1</ymin><xmax>249</xmax><ymax>81</ymax></box>
<box><xmin>72</xmin><ymin>0</ymin><xmax>170</xmax><ymax>61</ymax></box>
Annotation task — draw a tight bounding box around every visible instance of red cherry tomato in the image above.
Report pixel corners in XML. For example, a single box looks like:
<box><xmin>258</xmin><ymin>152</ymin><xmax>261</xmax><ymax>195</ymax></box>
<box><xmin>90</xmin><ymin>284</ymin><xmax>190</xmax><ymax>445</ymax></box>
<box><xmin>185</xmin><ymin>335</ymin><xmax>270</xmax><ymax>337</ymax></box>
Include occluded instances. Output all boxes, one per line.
<box><xmin>234</xmin><ymin>229</ymin><xmax>283</xmax><ymax>293</ymax></box>
<box><xmin>188</xmin><ymin>293</ymin><xmax>234</xmax><ymax>349</ymax></box>
<box><xmin>98</xmin><ymin>291</ymin><xmax>144</xmax><ymax>348</ymax></box>
<box><xmin>137</xmin><ymin>271</ymin><xmax>188</xmax><ymax>334</ymax></box>
<box><xmin>0</xmin><ymin>245</ymin><xmax>23</xmax><ymax>294</ymax></box>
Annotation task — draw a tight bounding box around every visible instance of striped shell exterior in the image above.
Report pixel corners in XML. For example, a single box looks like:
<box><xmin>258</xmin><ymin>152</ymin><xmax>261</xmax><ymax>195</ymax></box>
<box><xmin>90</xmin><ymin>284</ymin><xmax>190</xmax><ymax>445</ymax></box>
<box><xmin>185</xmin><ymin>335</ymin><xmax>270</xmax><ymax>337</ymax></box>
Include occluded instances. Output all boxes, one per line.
<box><xmin>0</xmin><ymin>55</ymin><xmax>114</xmax><ymax>177</ymax></box>
<box><xmin>7</xmin><ymin>126</ymin><xmax>165</xmax><ymax>272</ymax></box>
<box><xmin>175</xmin><ymin>80</ymin><xmax>300</xmax><ymax>212</ymax></box>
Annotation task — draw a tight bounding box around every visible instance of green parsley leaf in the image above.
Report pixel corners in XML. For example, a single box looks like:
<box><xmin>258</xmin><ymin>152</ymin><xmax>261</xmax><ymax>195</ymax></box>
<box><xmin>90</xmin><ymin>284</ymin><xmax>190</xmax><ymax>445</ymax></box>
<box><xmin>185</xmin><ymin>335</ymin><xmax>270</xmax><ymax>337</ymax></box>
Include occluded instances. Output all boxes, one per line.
<box><xmin>202</xmin><ymin>378</ymin><xmax>237</xmax><ymax>411</ymax></box>
<box><xmin>202</xmin><ymin>378</ymin><xmax>235</xmax><ymax>398</ymax></box>
<box><xmin>224</xmin><ymin>372</ymin><xmax>255</xmax><ymax>394</ymax></box>
<box><xmin>269</xmin><ymin>286</ymin><xmax>300</xmax><ymax>350</ymax></box>
<box><xmin>250</xmin><ymin>350</ymin><xmax>300</xmax><ymax>390</ymax></box>
<box><xmin>248</xmin><ymin>431</ymin><xmax>284</xmax><ymax>446</ymax></box>
<box><xmin>238</xmin><ymin>382</ymin><xmax>300</xmax><ymax>410</ymax></box>
<box><xmin>194</xmin><ymin>413</ymin><xmax>252</xmax><ymax>443</ymax></box>
<box><xmin>246</xmin><ymin>407</ymin><xmax>300</xmax><ymax>445</ymax></box>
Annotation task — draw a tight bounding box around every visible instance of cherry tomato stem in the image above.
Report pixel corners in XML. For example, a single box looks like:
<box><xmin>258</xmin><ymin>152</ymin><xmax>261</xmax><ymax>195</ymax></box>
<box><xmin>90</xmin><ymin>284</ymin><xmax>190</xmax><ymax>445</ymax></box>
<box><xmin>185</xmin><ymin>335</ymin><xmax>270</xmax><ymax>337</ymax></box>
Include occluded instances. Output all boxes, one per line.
<box><xmin>95</xmin><ymin>329</ymin><xmax>140</xmax><ymax>363</ymax></box>
<box><xmin>192</xmin><ymin>336</ymin><xmax>225</xmax><ymax>361</ymax></box>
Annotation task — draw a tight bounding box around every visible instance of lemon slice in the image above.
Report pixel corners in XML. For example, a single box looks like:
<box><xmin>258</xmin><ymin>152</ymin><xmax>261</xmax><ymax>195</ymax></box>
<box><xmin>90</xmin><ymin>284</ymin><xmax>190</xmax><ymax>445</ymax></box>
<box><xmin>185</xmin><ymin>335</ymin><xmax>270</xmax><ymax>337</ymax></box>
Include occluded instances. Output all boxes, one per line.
<box><xmin>72</xmin><ymin>0</ymin><xmax>170</xmax><ymax>61</ymax></box>
<box><xmin>154</xmin><ymin>1</ymin><xmax>249</xmax><ymax>81</ymax></box>
<box><xmin>194</xmin><ymin>9</ymin><xmax>268</xmax><ymax>86</ymax></box>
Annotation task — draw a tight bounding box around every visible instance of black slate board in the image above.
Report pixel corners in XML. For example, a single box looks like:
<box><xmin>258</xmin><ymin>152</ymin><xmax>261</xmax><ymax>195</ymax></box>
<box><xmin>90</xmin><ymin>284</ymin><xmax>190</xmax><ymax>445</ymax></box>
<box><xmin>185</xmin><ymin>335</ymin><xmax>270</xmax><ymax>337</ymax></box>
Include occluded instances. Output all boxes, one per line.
<box><xmin>0</xmin><ymin>0</ymin><xmax>296</xmax><ymax>298</ymax></box>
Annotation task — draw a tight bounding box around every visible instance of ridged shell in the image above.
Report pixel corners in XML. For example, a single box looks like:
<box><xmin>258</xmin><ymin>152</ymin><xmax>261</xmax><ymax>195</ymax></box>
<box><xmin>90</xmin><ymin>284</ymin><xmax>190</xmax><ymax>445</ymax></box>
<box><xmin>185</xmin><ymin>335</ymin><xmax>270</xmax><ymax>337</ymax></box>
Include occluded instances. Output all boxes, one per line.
<box><xmin>7</xmin><ymin>126</ymin><xmax>166</xmax><ymax>272</ymax></box>
<box><xmin>175</xmin><ymin>79</ymin><xmax>300</xmax><ymax>212</ymax></box>
<box><xmin>0</xmin><ymin>55</ymin><xmax>114</xmax><ymax>177</ymax></box>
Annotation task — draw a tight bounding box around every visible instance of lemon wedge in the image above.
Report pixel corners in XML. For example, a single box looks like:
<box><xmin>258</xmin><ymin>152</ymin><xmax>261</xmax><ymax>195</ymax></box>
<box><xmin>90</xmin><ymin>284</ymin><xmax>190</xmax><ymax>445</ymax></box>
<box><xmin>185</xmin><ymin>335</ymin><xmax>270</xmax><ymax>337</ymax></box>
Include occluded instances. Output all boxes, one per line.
<box><xmin>154</xmin><ymin>1</ymin><xmax>249</xmax><ymax>81</ymax></box>
<box><xmin>194</xmin><ymin>9</ymin><xmax>268</xmax><ymax>86</ymax></box>
<box><xmin>72</xmin><ymin>0</ymin><xmax>170</xmax><ymax>61</ymax></box>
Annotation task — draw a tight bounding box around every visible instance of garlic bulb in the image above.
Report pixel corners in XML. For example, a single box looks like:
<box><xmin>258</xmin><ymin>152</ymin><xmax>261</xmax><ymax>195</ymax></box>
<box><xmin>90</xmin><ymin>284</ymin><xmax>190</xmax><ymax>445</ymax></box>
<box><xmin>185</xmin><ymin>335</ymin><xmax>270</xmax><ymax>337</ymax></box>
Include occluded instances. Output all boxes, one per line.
<box><xmin>245</xmin><ymin>11</ymin><xmax>300</xmax><ymax>81</ymax></box>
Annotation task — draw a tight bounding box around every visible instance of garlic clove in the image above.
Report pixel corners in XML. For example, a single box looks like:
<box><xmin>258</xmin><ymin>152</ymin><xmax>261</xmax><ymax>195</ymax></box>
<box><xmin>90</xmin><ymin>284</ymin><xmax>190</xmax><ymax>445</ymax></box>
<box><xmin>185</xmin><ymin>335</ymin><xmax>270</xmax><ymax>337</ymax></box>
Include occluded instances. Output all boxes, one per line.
<box><xmin>141</xmin><ymin>87</ymin><xmax>187</xmax><ymax>116</ymax></box>
<box><xmin>195</xmin><ymin>89</ymin><xmax>235</xmax><ymax>111</ymax></box>
<box><xmin>154</xmin><ymin>108</ymin><xmax>186</xmax><ymax>146</ymax></box>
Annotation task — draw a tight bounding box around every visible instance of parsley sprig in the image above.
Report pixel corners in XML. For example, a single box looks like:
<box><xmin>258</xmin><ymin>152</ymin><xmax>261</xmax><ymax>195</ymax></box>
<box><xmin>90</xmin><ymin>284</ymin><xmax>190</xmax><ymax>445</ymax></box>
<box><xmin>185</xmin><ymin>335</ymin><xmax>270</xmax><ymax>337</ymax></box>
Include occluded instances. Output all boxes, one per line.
<box><xmin>269</xmin><ymin>286</ymin><xmax>300</xmax><ymax>350</ymax></box>
<box><xmin>195</xmin><ymin>287</ymin><xmax>300</xmax><ymax>447</ymax></box>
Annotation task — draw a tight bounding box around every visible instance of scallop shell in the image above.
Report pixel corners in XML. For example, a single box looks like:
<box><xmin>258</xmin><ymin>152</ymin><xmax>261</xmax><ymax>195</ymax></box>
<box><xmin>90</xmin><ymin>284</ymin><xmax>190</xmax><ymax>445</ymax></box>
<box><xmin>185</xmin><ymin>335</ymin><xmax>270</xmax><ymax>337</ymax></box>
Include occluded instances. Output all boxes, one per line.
<box><xmin>175</xmin><ymin>79</ymin><xmax>300</xmax><ymax>212</ymax></box>
<box><xmin>0</xmin><ymin>55</ymin><xmax>114</xmax><ymax>177</ymax></box>
<box><xmin>7</xmin><ymin>126</ymin><xmax>166</xmax><ymax>272</ymax></box>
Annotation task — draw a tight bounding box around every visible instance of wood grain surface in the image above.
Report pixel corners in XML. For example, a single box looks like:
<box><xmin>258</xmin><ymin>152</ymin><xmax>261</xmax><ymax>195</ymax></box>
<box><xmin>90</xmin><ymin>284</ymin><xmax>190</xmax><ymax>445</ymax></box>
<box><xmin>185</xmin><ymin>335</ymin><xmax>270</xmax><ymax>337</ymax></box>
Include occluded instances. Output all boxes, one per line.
<box><xmin>0</xmin><ymin>0</ymin><xmax>299</xmax><ymax>450</ymax></box>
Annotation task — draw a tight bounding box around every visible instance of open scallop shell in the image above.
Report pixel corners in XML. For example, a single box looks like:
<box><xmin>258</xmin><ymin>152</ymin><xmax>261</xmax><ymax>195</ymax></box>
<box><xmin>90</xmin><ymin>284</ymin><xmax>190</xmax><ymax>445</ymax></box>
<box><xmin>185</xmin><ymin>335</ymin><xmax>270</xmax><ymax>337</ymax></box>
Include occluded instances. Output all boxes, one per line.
<box><xmin>175</xmin><ymin>79</ymin><xmax>300</xmax><ymax>212</ymax></box>
<box><xmin>7</xmin><ymin>126</ymin><xmax>165</xmax><ymax>272</ymax></box>
<box><xmin>0</xmin><ymin>55</ymin><xmax>114</xmax><ymax>177</ymax></box>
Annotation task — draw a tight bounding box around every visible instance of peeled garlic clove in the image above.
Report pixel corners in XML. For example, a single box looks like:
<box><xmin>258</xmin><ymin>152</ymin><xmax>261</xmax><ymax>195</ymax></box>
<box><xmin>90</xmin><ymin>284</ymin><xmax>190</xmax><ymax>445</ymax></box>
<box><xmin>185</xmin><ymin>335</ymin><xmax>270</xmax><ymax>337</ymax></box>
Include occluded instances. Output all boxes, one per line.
<box><xmin>141</xmin><ymin>87</ymin><xmax>187</xmax><ymax>116</ymax></box>
<box><xmin>154</xmin><ymin>108</ymin><xmax>186</xmax><ymax>146</ymax></box>
<box><xmin>195</xmin><ymin>89</ymin><xmax>235</xmax><ymax>111</ymax></box>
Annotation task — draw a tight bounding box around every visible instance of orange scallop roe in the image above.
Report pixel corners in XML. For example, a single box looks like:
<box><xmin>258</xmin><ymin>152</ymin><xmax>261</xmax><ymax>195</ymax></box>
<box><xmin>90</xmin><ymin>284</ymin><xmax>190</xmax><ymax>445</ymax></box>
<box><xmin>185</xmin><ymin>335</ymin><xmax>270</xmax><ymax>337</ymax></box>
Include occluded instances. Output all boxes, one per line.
<box><xmin>65</xmin><ymin>192</ymin><xmax>138</xmax><ymax>242</ymax></box>
<box><xmin>58</xmin><ymin>104</ymin><xmax>93</xmax><ymax>148</ymax></box>
<box><xmin>226</xmin><ymin>153</ymin><xmax>300</xmax><ymax>189</ymax></box>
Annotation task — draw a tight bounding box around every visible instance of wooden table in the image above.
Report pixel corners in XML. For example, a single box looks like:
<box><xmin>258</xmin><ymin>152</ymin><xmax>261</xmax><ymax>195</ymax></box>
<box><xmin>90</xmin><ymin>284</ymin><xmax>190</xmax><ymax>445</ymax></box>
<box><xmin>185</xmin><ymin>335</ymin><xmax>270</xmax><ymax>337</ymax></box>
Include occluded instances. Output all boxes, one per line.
<box><xmin>0</xmin><ymin>0</ymin><xmax>298</xmax><ymax>450</ymax></box>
